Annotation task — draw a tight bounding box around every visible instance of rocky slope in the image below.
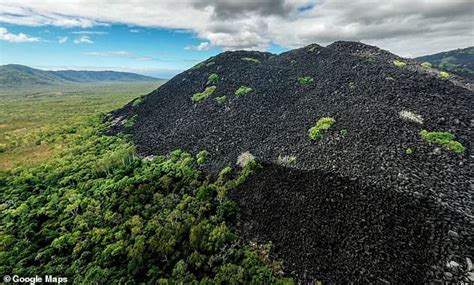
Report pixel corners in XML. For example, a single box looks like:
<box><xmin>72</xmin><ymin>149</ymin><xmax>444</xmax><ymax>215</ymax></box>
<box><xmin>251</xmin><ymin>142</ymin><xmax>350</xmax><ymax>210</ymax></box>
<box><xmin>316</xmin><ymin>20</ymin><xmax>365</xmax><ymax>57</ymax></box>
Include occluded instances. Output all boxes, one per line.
<box><xmin>108</xmin><ymin>41</ymin><xmax>473</xmax><ymax>283</ymax></box>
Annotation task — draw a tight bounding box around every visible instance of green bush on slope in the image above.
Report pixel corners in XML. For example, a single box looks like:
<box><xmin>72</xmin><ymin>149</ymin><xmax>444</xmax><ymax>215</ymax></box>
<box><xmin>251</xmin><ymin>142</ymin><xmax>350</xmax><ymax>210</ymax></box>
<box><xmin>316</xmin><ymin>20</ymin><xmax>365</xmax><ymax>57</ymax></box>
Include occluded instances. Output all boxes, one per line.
<box><xmin>308</xmin><ymin>117</ymin><xmax>336</xmax><ymax>140</ymax></box>
<box><xmin>0</xmin><ymin>115</ymin><xmax>290</xmax><ymax>284</ymax></box>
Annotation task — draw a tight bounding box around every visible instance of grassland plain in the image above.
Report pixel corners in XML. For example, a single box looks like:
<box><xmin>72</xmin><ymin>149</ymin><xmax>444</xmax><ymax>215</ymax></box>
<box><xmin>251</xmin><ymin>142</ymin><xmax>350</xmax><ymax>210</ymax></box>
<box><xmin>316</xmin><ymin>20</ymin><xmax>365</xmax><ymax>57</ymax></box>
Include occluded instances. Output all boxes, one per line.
<box><xmin>0</xmin><ymin>81</ymin><xmax>163</xmax><ymax>169</ymax></box>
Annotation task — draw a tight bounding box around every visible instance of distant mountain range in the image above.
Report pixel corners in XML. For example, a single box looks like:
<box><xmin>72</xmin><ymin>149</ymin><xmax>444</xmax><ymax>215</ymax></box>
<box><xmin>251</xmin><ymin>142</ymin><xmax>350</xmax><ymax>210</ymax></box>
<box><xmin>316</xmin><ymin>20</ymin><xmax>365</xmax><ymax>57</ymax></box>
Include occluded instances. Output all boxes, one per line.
<box><xmin>416</xmin><ymin>46</ymin><xmax>474</xmax><ymax>79</ymax></box>
<box><xmin>0</xmin><ymin>64</ymin><xmax>160</xmax><ymax>87</ymax></box>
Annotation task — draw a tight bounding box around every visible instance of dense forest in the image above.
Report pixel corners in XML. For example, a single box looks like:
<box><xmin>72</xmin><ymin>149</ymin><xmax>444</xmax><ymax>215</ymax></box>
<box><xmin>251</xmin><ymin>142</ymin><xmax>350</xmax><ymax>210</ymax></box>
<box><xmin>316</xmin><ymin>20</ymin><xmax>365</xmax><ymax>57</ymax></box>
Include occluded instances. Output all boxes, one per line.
<box><xmin>0</xmin><ymin>115</ymin><xmax>292</xmax><ymax>284</ymax></box>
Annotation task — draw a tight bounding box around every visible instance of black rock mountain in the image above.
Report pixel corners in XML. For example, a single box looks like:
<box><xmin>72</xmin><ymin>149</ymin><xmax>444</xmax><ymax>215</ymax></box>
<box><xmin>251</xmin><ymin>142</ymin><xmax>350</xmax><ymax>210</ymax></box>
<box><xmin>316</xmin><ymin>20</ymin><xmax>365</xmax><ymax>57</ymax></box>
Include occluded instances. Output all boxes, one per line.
<box><xmin>416</xmin><ymin>46</ymin><xmax>474</xmax><ymax>79</ymax></box>
<box><xmin>0</xmin><ymin>64</ymin><xmax>159</xmax><ymax>87</ymax></box>
<box><xmin>108</xmin><ymin>41</ymin><xmax>473</xmax><ymax>283</ymax></box>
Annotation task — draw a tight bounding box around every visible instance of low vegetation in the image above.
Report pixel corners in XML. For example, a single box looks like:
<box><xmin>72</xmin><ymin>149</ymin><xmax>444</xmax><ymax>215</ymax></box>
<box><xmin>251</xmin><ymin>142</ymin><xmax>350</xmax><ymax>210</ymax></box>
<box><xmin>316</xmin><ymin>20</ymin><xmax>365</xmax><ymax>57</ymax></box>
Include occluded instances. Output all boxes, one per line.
<box><xmin>405</xmin><ymin>147</ymin><xmax>413</xmax><ymax>155</ymax></box>
<box><xmin>0</xmin><ymin>82</ymin><xmax>160</xmax><ymax>170</ymax></box>
<box><xmin>132</xmin><ymin>96</ymin><xmax>145</xmax><ymax>107</ymax></box>
<box><xmin>393</xmin><ymin>60</ymin><xmax>407</xmax><ymax>67</ymax></box>
<box><xmin>208</xmin><ymin>73</ymin><xmax>219</xmax><ymax>82</ymax></box>
<box><xmin>340</xmin><ymin>129</ymin><xmax>348</xmax><ymax>136</ymax></box>
<box><xmin>215</xmin><ymin>96</ymin><xmax>226</xmax><ymax>104</ymax></box>
<box><xmin>308</xmin><ymin>117</ymin><xmax>336</xmax><ymax>140</ymax></box>
<box><xmin>235</xmin><ymin>86</ymin><xmax>252</xmax><ymax>96</ymax></box>
<box><xmin>0</xmin><ymin>115</ymin><xmax>290</xmax><ymax>284</ymax></box>
<box><xmin>421</xmin><ymin>62</ymin><xmax>432</xmax><ymax>69</ymax></box>
<box><xmin>124</xmin><ymin>114</ymin><xmax>138</xmax><ymax>128</ymax></box>
<box><xmin>438</xmin><ymin>71</ymin><xmax>450</xmax><ymax>80</ymax></box>
<box><xmin>236</xmin><ymin>151</ymin><xmax>255</xmax><ymax>168</ymax></box>
<box><xmin>241</xmin><ymin>57</ymin><xmax>261</xmax><ymax>64</ymax></box>
<box><xmin>192</xmin><ymin>86</ymin><xmax>216</xmax><ymax>102</ymax></box>
<box><xmin>420</xmin><ymin>130</ymin><xmax>465</xmax><ymax>153</ymax></box>
<box><xmin>298</xmin><ymin>76</ymin><xmax>314</xmax><ymax>85</ymax></box>
<box><xmin>196</xmin><ymin>150</ymin><xmax>209</xmax><ymax>164</ymax></box>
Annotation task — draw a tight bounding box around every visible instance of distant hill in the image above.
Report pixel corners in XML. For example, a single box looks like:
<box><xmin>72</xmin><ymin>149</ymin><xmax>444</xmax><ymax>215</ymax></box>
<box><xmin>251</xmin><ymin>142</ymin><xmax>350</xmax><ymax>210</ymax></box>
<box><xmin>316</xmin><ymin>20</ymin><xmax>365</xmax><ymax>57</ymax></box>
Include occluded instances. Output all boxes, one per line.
<box><xmin>416</xmin><ymin>47</ymin><xmax>474</xmax><ymax>79</ymax></box>
<box><xmin>0</xmin><ymin>64</ymin><xmax>159</xmax><ymax>87</ymax></box>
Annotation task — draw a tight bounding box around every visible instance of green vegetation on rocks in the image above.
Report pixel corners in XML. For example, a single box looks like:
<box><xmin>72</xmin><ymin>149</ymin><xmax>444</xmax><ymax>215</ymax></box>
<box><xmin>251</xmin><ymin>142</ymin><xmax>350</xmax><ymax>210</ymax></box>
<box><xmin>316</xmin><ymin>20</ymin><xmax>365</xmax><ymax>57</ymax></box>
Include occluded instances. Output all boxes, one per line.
<box><xmin>192</xmin><ymin>86</ymin><xmax>216</xmax><ymax>102</ymax></box>
<box><xmin>132</xmin><ymin>96</ymin><xmax>144</xmax><ymax>107</ymax></box>
<box><xmin>124</xmin><ymin>114</ymin><xmax>138</xmax><ymax>128</ymax></box>
<box><xmin>438</xmin><ymin>71</ymin><xmax>450</xmax><ymax>80</ymax></box>
<box><xmin>235</xmin><ymin>86</ymin><xmax>252</xmax><ymax>96</ymax></box>
<box><xmin>196</xmin><ymin>150</ymin><xmax>209</xmax><ymax>164</ymax></box>
<box><xmin>298</xmin><ymin>76</ymin><xmax>314</xmax><ymax>85</ymax></box>
<box><xmin>421</xmin><ymin>62</ymin><xmax>432</xmax><ymax>69</ymax></box>
<box><xmin>0</xmin><ymin>115</ymin><xmax>290</xmax><ymax>284</ymax></box>
<box><xmin>393</xmin><ymin>60</ymin><xmax>407</xmax><ymax>67</ymax></box>
<box><xmin>215</xmin><ymin>96</ymin><xmax>226</xmax><ymax>104</ymax></box>
<box><xmin>420</xmin><ymin>130</ymin><xmax>464</xmax><ymax>153</ymax></box>
<box><xmin>308</xmin><ymin>117</ymin><xmax>336</xmax><ymax>140</ymax></box>
<box><xmin>208</xmin><ymin>73</ymin><xmax>219</xmax><ymax>82</ymax></box>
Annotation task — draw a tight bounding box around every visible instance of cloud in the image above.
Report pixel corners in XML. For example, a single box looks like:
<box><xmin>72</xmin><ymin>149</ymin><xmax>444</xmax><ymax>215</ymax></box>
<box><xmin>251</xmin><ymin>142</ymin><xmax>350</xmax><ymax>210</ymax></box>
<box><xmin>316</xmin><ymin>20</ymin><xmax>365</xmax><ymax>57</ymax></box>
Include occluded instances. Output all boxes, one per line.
<box><xmin>129</xmin><ymin>29</ymin><xmax>140</xmax><ymax>33</ymax></box>
<box><xmin>83</xmin><ymin>50</ymin><xmax>159</xmax><ymax>61</ymax></box>
<box><xmin>72</xmin><ymin>30</ymin><xmax>107</xmax><ymax>35</ymax></box>
<box><xmin>1</xmin><ymin>0</ymin><xmax>473</xmax><ymax>55</ymax></box>
<box><xmin>84</xmin><ymin>51</ymin><xmax>131</xmax><ymax>57</ymax></box>
<box><xmin>0</xmin><ymin>27</ymin><xmax>40</xmax><ymax>43</ymax></box>
<box><xmin>57</xmin><ymin>36</ymin><xmax>68</xmax><ymax>43</ymax></box>
<box><xmin>185</xmin><ymin>42</ymin><xmax>211</xmax><ymax>51</ymax></box>
<box><xmin>74</xmin><ymin>35</ymin><xmax>93</xmax><ymax>44</ymax></box>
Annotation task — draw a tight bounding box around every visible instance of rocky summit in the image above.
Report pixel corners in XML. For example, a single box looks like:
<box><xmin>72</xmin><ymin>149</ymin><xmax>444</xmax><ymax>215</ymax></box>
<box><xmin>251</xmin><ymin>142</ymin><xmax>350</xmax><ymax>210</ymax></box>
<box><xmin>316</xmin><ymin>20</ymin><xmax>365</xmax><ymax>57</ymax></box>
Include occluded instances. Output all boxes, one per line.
<box><xmin>108</xmin><ymin>41</ymin><xmax>473</xmax><ymax>283</ymax></box>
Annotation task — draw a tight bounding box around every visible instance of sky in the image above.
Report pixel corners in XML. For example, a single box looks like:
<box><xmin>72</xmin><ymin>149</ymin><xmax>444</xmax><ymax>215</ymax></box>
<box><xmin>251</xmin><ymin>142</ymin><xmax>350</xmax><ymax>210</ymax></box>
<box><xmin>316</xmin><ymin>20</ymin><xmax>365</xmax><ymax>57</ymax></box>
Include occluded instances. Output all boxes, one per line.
<box><xmin>0</xmin><ymin>0</ymin><xmax>473</xmax><ymax>79</ymax></box>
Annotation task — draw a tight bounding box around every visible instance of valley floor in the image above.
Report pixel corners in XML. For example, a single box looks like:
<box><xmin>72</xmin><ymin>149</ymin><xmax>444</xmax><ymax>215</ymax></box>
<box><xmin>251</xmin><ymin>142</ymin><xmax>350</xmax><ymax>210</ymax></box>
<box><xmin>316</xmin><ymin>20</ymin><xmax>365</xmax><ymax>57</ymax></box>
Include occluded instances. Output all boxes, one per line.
<box><xmin>0</xmin><ymin>81</ymin><xmax>162</xmax><ymax>170</ymax></box>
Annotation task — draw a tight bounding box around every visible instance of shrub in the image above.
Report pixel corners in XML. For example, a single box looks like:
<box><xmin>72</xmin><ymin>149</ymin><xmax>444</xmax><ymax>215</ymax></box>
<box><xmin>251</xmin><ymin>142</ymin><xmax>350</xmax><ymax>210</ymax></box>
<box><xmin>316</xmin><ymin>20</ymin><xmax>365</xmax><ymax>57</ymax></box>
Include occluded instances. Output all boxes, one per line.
<box><xmin>308</xmin><ymin>117</ymin><xmax>336</xmax><ymax>140</ymax></box>
<box><xmin>132</xmin><ymin>96</ymin><xmax>144</xmax><ymax>107</ymax></box>
<box><xmin>340</xmin><ymin>129</ymin><xmax>348</xmax><ymax>136</ymax></box>
<box><xmin>196</xmin><ymin>150</ymin><xmax>209</xmax><ymax>164</ymax></box>
<box><xmin>241</xmin><ymin>57</ymin><xmax>260</xmax><ymax>63</ymax></box>
<box><xmin>420</xmin><ymin>130</ymin><xmax>465</xmax><ymax>153</ymax></box>
<box><xmin>0</xmin><ymin>143</ymin><xmax>6</xmax><ymax>153</ymax></box>
<box><xmin>393</xmin><ymin>60</ymin><xmax>407</xmax><ymax>67</ymax></box>
<box><xmin>235</xmin><ymin>86</ymin><xmax>252</xmax><ymax>96</ymax></box>
<box><xmin>405</xmin><ymin>148</ymin><xmax>413</xmax><ymax>155</ymax></box>
<box><xmin>298</xmin><ymin>76</ymin><xmax>314</xmax><ymax>85</ymax></box>
<box><xmin>399</xmin><ymin>110</ymin><xmax>423</xmax><ymax>124</ymax></box>
<box><xmin>438</xmin><ymin>71</ymin><xmax>450</xmax><ymax>80</ymax></box>
<box><xmin>124</xmin><ymin>114</ymin><xmax>138</xmax><ymax>129</ymax></box>
<box><xmin>236</xmin><ymin>151</ymin><xmax>255</xmax><ymax>168</ymax></box>
<box><xmin>421</xmin><ymin>62</ymin><xmax>432</xmax><ymax>69</ymax></box>
<box><xmin>208</xmin><ymin>73</ymin><xmax>219</xmax><ymax>82</ymax></box>
<box><xmin>192</xmin><ymin>86</ymin><xmax>216</xmax><ymax>102</ymax></box>
<box><xmin>215</xmin><ymin>96</ymin><xmax>226</xmax><ymax>104</ymax></box>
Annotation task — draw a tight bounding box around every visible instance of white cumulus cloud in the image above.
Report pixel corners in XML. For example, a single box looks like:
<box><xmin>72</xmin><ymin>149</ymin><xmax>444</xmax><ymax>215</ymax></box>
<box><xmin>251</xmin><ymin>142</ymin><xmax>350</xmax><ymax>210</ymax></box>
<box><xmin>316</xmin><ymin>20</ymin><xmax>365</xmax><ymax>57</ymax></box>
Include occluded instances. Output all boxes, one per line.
<box><xmin>0</xmin><ymin>27</ymin><xmax>40</xmax><ymax>43</ymax></box>
<box><xmin>57</xmin><ymin>36</ymin><xmax>68</xmax><ymax>43</ymax></box>
<box><xmin>71</xmin><ymin>30</ymin><xmax>107</xmax><ymax>35</ymax></box>
<box><xmin>185</xmin><ymin>42</ymin><xmax>211</xmax><ymax>51</ymax></box>
<box><xmin>74</xmin><ymin>35</ymin><xmax>93</xmax><ymax>44</ymax></box>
